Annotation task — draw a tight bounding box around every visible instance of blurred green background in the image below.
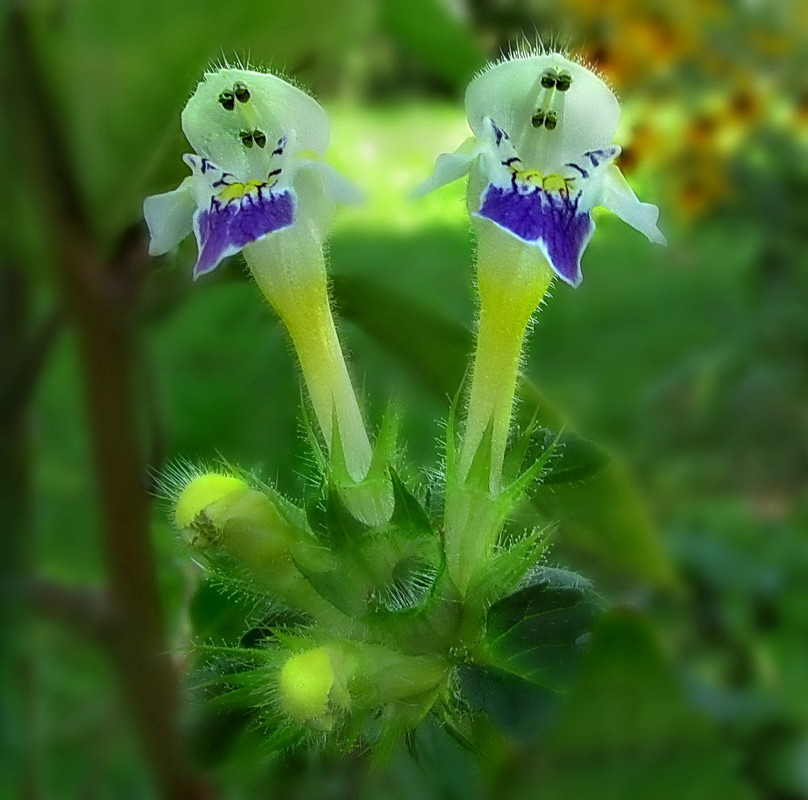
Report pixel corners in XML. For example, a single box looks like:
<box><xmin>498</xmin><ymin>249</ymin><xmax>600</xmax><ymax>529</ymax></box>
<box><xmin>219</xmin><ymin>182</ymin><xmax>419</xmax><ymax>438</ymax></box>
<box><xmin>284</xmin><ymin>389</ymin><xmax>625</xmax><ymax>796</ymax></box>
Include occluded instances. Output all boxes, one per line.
<box><xmin>2</xmin><ymin>0</ymin><xmax>807</xmax><ymax>797</ymax></box>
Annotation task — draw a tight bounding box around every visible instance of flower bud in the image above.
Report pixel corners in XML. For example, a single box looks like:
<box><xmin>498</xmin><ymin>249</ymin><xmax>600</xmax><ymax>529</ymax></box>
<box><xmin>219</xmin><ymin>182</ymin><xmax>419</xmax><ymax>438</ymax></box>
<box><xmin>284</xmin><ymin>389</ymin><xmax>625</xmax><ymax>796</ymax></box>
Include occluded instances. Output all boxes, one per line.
<box><xmin>175</xmin><ymin>473</ymin><xmax>290</xmax><ymax>566</ymax></box>
<box><xmin>176</xmin><ymin>471</ymin><xmax>322</xmax><ymax>569</ymax></box>
<box><xmin>279</xmin><ymin>648</ymin><xmax>334</xmax><ymax>726</ymax></box>
<box><xmin>174</xmin><ymin>472</ymin><xmax>249</xmax><ymax>530</ymax></box>
<box><xmin>173</xmin><ymin>471</ymin><xmax>342</xmax><ymax>619</ymax></box>
<box><xmin>278</xmin><ymin>646</ymin><xmax>355</xmax><ymax>731</ymax></box>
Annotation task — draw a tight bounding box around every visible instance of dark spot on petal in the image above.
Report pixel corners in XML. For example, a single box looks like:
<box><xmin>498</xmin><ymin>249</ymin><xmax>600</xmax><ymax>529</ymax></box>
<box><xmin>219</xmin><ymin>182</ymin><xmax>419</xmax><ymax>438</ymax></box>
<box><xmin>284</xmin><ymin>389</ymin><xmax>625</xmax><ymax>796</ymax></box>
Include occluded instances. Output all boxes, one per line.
<box><xmin>541</xmin><ymin>70</ymin><xmax>556</xmax><ymax>89</ymax></box>
<box><xmin>233</xmin><ymin>82</ymin><xmax>250</xmax><ymax>103</ymax></box>
<box><xmin>218</xmin><ymin>91</ymin><xmax>235</xmax><ymax>110</ymax></box>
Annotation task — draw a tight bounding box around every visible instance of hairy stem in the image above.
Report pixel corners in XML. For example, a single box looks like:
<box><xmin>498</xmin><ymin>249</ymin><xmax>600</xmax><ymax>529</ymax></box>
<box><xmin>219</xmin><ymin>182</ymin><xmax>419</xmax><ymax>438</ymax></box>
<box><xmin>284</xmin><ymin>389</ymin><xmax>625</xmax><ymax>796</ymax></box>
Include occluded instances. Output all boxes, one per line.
<box><xmin>459</xmin><ymin>222</ymin><xmax>554</xmax><ymax>489</ymax></box>
<box><xmin>246</xmin><ymin>225</ymin><xmax>373</xmax><ymax>482</ymax></box>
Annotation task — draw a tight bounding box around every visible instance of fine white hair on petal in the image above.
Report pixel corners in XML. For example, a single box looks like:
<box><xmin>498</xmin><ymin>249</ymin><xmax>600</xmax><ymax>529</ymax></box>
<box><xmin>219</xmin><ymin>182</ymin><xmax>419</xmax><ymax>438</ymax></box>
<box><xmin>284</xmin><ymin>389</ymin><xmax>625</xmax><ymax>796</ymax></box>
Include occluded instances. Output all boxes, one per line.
<box><xmin>601</xmin><ymin>165</ymin><xmax>667</xmax><ymax>245</ymax></box>
<box><xmin>143</xmin><ymin>177</ymin><xmax>196</xmax><ymax>256</ymax></box>
<box><xmin>501</xmin><ymin>30</ymin><xmax>572</xmax><ymax>65</ymax></box>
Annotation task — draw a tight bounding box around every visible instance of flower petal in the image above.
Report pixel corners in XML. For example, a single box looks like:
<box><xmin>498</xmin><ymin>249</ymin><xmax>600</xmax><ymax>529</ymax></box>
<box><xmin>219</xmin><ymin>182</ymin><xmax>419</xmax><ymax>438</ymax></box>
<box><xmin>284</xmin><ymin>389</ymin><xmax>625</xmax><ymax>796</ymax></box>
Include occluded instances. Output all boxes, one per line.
<box><xmin>412</xmin><ymin>136</ymin><xmax>483</xmax><ymax>198</ymax></box>
<box><xmin>184</xmin><ymin>153</ymin><xmax>296</xmax><ymax>278</ymax></box>
<box><xmin>143</xmin><ymin>177</ymin><xmax>196</xmax><ymax>256</ymax></box>
<box><xmin>182</xmin><ymin>67</ymin><xmax>329</xmax><ymax>178</ymax></box>
<box><xmin>476</xmin><ymin>185</ymin><xmax>593</xmax><ymax>286</ymax></box>
<box><xmin>472</xmin><ymin>119</ymin><xmax>619</xmax><ymax>286</ymax></box>
<box><xmin>465</xmin><ymin>52</ymin><xmax>620</xmax><ymax>173</ymax></box>
<box><xmin>602</xmin><ymin>165</ymin><xmax>667</xmax><ymax>245</ymax></box>
<box><xmin>297</xmin><ymin>157</ymin><xmax>364</xmax><ymax>205</ymax></box>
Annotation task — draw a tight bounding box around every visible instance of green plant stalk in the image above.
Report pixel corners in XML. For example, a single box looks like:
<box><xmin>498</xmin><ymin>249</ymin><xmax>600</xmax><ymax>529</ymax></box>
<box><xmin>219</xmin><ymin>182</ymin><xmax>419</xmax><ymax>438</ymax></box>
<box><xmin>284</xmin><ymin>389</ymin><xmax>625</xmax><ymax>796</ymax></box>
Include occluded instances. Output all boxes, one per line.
<box><xmin>245</xmin><ymin>221</ymin><xmax>373</xmax><ymax>483</ymax></box>
<box><xmin>443</xmin><ymin>485</ymin><xmax>508</xmax><ymax>595</ymax></box>
<box><xmin>444</xmin><ymin>221</ymin><xmax>554</xmax><ymax>594</ymax></box>
<box><xmin>458</xmin><ymin>221</ymin><xmax>554</xmax><ymax>489</ymax></box>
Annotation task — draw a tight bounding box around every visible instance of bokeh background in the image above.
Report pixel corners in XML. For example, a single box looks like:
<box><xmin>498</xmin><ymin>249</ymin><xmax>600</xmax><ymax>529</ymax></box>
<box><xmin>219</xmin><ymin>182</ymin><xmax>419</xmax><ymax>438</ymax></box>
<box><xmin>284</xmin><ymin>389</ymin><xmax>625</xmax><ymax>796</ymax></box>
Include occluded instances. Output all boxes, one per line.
<box><xmin>2</xmin><ymin>0</ymin><xmax>807</xmax><ymax>797</ymax></box>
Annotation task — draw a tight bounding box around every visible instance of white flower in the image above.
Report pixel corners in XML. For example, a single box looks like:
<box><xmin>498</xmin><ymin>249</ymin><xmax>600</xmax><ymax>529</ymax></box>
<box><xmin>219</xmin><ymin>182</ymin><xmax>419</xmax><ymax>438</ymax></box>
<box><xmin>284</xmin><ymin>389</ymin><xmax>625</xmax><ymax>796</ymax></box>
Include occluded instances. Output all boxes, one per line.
<box><xmin>143</xmin><ymin>66</ymin><xmax>360</xmax><ymax>278</ymax></box>
<box><xmin>416</xmin><ymin>49</ymin><xmax>666</xmax><ymax>286</ymax></box>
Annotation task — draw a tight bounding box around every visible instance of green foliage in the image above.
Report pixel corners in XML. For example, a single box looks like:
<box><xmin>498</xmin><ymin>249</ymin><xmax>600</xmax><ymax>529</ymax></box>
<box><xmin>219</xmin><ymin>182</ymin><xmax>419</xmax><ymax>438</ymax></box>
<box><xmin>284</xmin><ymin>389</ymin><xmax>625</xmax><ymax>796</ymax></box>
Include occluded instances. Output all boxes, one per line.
<box><xmin>378</xmin><ymin>0</ymin><xmax>486</xmax><ymax>90</ymax></box>
<box><xmin>481</xmin><ymin>569</ymin><xmax>602</xmax><ymax>691</ymax></box>
<box><xmin>10</xmin><ymin>0</ymin><xmax>807</xmax><ymax>793</ymax></box>
<box><xmin>334</xmin><ymin>273</ymin><xmax>676</xmax><ymax>588</ymax></box>
<box><xmin>174</xmin><ymin>399</ymin><xmax>609</xmax><ymax>758</ymax></box>
<box><xmin>501</xmin><ymin>612</ymin><xmax>754</xmax><ymax>799</ymax></box>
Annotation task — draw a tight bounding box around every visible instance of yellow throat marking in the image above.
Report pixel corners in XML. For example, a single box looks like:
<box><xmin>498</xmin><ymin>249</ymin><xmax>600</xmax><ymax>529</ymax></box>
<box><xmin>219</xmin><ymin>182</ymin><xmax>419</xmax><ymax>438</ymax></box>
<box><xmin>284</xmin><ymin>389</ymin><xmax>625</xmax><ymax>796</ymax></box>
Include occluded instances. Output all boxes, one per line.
<box><xmin>217</xmin><ymin>179</ymin><xmax>266</xmax><ymax>203</ymax></box>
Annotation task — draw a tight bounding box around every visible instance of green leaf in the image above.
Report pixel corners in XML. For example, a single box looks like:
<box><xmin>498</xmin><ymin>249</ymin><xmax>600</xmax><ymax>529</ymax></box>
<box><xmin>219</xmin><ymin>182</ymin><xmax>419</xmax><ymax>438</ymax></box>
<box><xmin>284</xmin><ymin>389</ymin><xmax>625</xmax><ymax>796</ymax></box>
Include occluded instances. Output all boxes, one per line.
<box><xmin>334</xmin><ymin>275</ymin><xmax>676</xmax><ymax>588</ymax></box>
<box><xmin>482</xmin><ymin>570</ymin><xmax>602</xmax><ymax>692</ymax></box>
<box><xmin>531</xmin><ymin>429</ymin><xmax>611</xmax><ymax>485</ymax></box>
<box><xmin>189</xmin><ymin>578</ymin><xmax>257</xmax><ymax>645</ymax></box>
<box><xmin>511</xmin><ymin>611</ymin><xmax>755</xmax><ymax>800</ymax></box>
<box><xmin>530</xmin><ymin>463</ymin><xmax>676</xmax><ymax>588</ymax></box>
<box><xmin>457</xmin><ymin>663</ymin><xmax>559</xmax><ymax>741</ymax></box>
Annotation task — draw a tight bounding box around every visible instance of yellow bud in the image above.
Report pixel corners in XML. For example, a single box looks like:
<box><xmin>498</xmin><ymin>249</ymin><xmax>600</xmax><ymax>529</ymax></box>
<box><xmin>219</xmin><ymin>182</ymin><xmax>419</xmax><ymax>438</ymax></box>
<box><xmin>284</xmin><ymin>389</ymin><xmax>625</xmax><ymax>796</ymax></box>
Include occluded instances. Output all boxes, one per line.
<box><xmin>279</xmin><ymin>648</ymin><xmax>335</xmax><ymax>728</ymax></box>
<box><xmin>174</xmin><ymin>473</ymin><xmax>248</xmax><ymax>529</ymax></box>
<box><xmin>174</xmin><ymin>472</ymin><xmax>304</xmax><ymax>569</ymax></box>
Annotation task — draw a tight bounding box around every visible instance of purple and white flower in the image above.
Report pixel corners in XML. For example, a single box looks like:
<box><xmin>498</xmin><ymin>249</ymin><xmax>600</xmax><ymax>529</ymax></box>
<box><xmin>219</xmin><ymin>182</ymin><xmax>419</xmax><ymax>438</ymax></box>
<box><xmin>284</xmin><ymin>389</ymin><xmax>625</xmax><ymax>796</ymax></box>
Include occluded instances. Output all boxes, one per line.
<box><xmin>416</xmin><ymin>48</ymin><xmax>665</xmax><ymax>286</ymax></box>
<box><xmin>144</xmin><ymin>66</ymin><xmax>359</xmax><ymax>279</ymax></box>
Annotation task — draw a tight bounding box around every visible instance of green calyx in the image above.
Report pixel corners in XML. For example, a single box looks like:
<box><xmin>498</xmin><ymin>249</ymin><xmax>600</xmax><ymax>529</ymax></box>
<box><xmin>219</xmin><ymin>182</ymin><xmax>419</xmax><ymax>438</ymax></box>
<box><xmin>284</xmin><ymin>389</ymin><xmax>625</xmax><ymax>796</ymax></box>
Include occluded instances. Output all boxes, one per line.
<box><xmin>180</xmin><ymin>402</ymin><xmax>608</xmax><ymax>757</ymax></box>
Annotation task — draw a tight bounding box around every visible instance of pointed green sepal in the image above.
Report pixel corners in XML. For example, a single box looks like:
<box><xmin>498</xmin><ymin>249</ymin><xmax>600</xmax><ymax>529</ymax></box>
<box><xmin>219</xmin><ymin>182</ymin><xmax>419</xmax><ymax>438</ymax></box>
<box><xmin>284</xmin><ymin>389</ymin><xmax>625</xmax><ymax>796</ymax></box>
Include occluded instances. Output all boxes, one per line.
<box><xmin>298</xmin><ymin>383</ymin><xmax>328</xmax><ymax>475</ymax></box>
<box><xmin>291</xmin><ymin>555</ymin><xmax>367</xmax><ymax>618</ymax></box>
<box><xmin>325</xmin><ymin>482</ymin><xmax>372</xmax><ymax>548</ymax></box>
<box><xmin>462</xmin><ymin>418</ymin><xmax>494</xmax><ymax>492</ymax></box>
<box><xmin>496</xmin><ymin>427</ymin><xmax>564</xmax><ymax>510</ymax></box>
<box><xmin>388</xmin><ymin>467</ymin><xmax>434</xmax><ymax>537</ymax></box>
<box><xmin>465</xmin><ymin>524</ymin><xmax>551</xmax><ymax>615</ymax></box>
<box><xmin>443</xmin><ymin>372</ymin><xmax>468</xmax><ymax>489</ymax></box>
<box><xmin>500</xmin><ymin>408</ymin><xmax>545</xmax><ymax>486</ymax></box>
<box><xmin>328</xmin><ymin>403</ymin><xmax>395</xmax><ymax>526</ymax></box>
<box><xmin>367</xmin><ymin>397</ymin><xmax>401</xmax><ymax>480</ymax></box>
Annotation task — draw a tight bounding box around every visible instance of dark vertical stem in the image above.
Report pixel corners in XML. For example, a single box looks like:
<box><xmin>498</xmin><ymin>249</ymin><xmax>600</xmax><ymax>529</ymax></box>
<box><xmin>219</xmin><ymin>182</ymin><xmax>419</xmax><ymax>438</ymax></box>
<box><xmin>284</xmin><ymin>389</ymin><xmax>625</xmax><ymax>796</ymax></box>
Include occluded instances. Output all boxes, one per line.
<box><xmin>0</xmin><ymin>263</ymin><xmax>37</xmax><ymax>798</ymax></box>
<box><xmin>4</xmin><ymin>9</ymin><xmax>207</xmax><ymax>798</ymax></box>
